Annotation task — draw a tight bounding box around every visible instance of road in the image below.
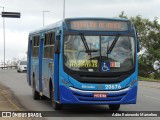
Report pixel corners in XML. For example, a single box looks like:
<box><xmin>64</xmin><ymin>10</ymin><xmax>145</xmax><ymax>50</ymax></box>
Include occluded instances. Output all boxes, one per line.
<box><xmin>0</xmin><ymin>69</ymin><xmax>160</xmax><ymax>120</ymax></box>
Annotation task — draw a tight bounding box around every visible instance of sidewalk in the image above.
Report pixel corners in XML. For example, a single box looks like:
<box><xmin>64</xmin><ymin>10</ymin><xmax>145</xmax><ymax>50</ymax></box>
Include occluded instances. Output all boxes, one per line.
<box><xmin>0</xmin><ymin>83</ymin><xmax>43</xmax><ymax>120</ymax></box>
<box><xmin>0</xmin><ymin>87</ymin><xmax>21</xmax><ymax>111</ymax></box>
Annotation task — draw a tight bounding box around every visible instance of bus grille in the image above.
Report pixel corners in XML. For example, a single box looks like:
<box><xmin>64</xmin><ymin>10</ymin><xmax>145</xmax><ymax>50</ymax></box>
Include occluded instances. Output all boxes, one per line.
<box><xmin>70</xmin><ymin>87</ymin><xmax>128</xmax><ymax>102</ymax></box>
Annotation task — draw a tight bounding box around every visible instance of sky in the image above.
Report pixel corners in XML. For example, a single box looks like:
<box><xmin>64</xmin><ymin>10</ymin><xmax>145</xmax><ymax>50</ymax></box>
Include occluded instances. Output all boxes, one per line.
<box><xmin>0</xmin><ymin>0</ymin><xmax>160</xmax><ymax>63</ymax></box>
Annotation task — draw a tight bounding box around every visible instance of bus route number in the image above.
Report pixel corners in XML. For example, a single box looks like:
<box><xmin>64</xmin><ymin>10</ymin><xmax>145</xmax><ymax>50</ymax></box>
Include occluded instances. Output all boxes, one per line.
<box><xmin>105</xmin><ymin>84</ymin><xmax>121</xmax><ymax>90</ymax></box>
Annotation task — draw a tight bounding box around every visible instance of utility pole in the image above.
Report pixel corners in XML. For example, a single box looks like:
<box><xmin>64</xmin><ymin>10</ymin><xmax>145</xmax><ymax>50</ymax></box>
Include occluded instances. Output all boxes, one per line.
<box><xmin>43</xmin><ymin>11</ymin><xmax>50</xmax><ymax>26</ymax></box>
<box><xmin>0</xmin><ymin>6</ymin><xmax>5</xmax><ymax>67</ymax></box>
<box><xmin>63</xmin><ymin>0</ymin><xmax>65</xmax><ymax>19</ymax></box>
<box><xmin>0</xmin><ymin>6</ymin><xmax>20</xmax><ymax>68</ymax></box>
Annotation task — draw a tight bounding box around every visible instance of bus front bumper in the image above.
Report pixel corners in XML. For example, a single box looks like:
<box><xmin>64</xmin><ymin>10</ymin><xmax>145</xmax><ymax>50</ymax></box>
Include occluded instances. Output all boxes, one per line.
<box><xmin>59</xmin><ymin>85</ymin><xmax>137</xmax><ymax>104</ymax></box>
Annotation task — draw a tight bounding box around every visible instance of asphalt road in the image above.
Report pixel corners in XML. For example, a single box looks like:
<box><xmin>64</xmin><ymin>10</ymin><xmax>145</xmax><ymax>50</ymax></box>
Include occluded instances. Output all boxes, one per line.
<box><xmin>0</xmin><ymin>69</ymin><xmax>160</xmax><ymax>120</ymax></box>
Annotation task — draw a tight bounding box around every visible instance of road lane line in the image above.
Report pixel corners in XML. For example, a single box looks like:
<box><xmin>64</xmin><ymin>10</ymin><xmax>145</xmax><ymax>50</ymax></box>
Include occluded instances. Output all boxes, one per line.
<box><xmin>144</xmin><ymin>95</ymin><xmax>160</xmax><ymax>101</ymax></box>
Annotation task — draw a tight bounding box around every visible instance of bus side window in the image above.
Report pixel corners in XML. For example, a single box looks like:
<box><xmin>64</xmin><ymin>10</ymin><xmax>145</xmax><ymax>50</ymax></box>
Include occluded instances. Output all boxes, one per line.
<box><xmin>44</xmin><ymin>33</ymin><xmax>50</xmax><ymax>58</ymax></box>
<box><xmin>49</xmin><ymin>32</ymin><xmax>55</xmax><ymax>59</ymax></box>
<box><xmin>44</xmin><ymin>32</ymin><xmax>55</xmax><ymax>59</ymax></box>
<box><xmin>36</xmin><ymin>36</ymin><xmax>40</xmax><ymax>57</ymax></box>
<box><xmin>32</xmin><ymin>36</ymin><xmax>34</xmax><ymax>57</ymax></box>
<box><xmin>32</xmin><ymin>35</ymin><xmax>40</xmax><ymax>57</ymax></box>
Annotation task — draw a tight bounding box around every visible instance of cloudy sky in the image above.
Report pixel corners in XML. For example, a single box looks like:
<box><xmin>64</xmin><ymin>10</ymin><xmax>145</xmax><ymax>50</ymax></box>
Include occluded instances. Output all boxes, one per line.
<box><xmin>0</xmin><ymin>0</ymin><xmax>160</xmax><ymax>63</ymax></box>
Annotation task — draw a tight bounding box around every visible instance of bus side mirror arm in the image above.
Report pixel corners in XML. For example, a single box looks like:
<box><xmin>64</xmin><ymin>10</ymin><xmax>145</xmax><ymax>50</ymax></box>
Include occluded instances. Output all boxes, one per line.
<box><xmin>136</xmin><ymin>32</ymin><xmax>140</xmax><ymax>53</ymax></box>
<box><xmin>136</xmin><ymin>36</ymin><xmax>140</xmax><ymax>53</ymax></box>
<box><xmin>137</xmin><ymin>41</ymin><xmax>140</xmax><ymax>53</ymax></box>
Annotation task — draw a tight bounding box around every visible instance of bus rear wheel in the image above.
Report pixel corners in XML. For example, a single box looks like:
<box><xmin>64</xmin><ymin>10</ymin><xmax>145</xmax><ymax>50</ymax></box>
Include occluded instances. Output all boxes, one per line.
<box><xmin>32</xmin><ymin>78</ymin><xmax>40</xmax><ymax>100</ymax></box>
<box><xmin>109</xmin><ymin>104</ymin><xmax>120</xmax><ymax>110</ymax></box>
<box><xmin>50</xmin><ymin>84</ymin><xmax>63</xmax><ymax>110</ymax></box>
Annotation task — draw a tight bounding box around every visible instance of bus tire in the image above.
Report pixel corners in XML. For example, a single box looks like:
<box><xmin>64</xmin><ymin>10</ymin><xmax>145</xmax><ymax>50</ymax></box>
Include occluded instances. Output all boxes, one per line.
<box><xmin>109</xmin><ymin>104</ymin><xmax>120</xmax><ymax>110</ymax></box>
<box><xmin>41</xmin><ymin>95</ymin><xmax>48</xmax><ymax>100</ymax></box>
<box><xmin>50</xmin><ymin>83</ymin><xmax>63</xmax><ymax>110</ymax></box>
<box><xmin>32</xmin><ymin>77</ymin><xmax>40</xmax><ymax>100</ymax></box>
<box><xmin>54</xmin><ymin>102</ymin><xmax>63</xmax><ymax>110</ymax></box>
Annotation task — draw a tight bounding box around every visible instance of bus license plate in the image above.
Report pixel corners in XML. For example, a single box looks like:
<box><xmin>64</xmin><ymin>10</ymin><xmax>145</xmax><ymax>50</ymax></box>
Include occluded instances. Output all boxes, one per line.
<box><xmin>94</xmin><ymin>93</ymin><xmax>107</xmax><ymax>98</ymax></box>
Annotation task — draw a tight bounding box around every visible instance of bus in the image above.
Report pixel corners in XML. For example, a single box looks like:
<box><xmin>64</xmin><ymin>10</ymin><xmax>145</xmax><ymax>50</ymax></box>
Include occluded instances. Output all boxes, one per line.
<box><xmin>27</xmin><ymin>18</ymin><xmax>139</xmax><ymax>110</ymax></box>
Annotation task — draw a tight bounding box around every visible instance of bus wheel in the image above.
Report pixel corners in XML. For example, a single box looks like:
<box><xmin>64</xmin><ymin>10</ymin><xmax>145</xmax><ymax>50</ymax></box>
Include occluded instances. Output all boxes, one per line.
<box><xmin>41</xmin><ymin>95</ymin><xmax>48</xmax><ymax>100</ymax></box>
<box><xmin>32</xmin><ymin>78</ymin><xmax>40</xmax><ymax>100</ymax></box>
<box><xmin>54</xmin><ymin>102</ymin><xmax>63</xmax><ymax>110</ymax></box>
<box><xmin>109</xmin><ymin>104</ymin><xmax>120</xmax><ymax>110</ymax></box>
<box><xmin>50</xmin><ymin>85</ymin><xmax>63</xmax><ymax>110</ymax></box>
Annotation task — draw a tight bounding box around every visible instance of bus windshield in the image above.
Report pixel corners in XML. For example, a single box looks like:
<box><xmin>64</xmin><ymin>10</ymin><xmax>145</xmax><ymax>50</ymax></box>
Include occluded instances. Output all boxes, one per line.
<box><xmin>64</xmin><ymin>35</ymin><xmax>135</xmax><ymax>72</ymax></box>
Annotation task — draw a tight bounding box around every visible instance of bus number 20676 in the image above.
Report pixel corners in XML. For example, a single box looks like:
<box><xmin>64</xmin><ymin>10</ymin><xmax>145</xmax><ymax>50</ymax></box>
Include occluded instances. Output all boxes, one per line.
<box><xmin>105</xmin><ymin>85</ymin><xmax>122</xmax><ymax>90</ymax></box>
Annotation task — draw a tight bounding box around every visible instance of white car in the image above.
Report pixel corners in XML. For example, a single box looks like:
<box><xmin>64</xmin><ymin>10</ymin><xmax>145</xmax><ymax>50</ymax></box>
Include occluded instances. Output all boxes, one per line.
<box><xmin>17</xmin><ymin>61</ymin><xmax>27</xmax><ymax>72</ymax></box>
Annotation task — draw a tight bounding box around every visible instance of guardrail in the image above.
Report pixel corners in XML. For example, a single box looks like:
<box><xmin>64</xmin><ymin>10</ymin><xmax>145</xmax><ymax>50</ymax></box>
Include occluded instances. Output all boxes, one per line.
<box><xmin>0</xmin><ymin>66</ymin><xmax>17</xmax><ymax>69</ymax></box>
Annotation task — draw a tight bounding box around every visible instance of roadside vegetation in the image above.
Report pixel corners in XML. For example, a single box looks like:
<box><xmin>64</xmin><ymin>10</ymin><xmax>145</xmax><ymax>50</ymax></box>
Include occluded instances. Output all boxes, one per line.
<box><xmin>119</xmin><ymin>12</ymin><xmax>160</xmax><ymax>81</ymax></box>
<box><xmin>138</xmin><ymin>76</ymin><xmax>160</xmax><ymax>82</ymax></box>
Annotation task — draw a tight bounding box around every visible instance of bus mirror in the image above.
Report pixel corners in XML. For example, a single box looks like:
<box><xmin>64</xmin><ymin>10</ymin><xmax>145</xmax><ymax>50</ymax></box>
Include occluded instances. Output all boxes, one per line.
<box><xmin>54</xmin><ymin>40</ymin><xmax>60</xmax><ymax>54</ymax></box>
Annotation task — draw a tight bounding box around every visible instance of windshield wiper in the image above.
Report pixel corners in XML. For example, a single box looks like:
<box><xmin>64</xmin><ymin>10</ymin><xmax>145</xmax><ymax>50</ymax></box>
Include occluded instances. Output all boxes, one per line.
<box><xmin>105</xmin><ymin>35</ymin><xmax>119</xmax><ymax>62</ymax></box>
<box><xmin>80</xmin><ymin>34</ymin><xmax>99</xmax><ymax>54</ymax></box>
<box><xmin>80</xmin><ymin>34</ymin><xmax>90</xmax><ymax>55</ymax></box>
<box><xmin>80</xmin><ymin>34</ymin><xmax>98</xmax><ymax>55</ymax></box>
<box><xmin>78</xmin><ymin>34</ymin><xmax>99</xmax><ymax>60</ymax></box>
<box><xmin>107</xmin><ymin>35</ymin><xmax>119</xmax><ymax>54</ymax></box>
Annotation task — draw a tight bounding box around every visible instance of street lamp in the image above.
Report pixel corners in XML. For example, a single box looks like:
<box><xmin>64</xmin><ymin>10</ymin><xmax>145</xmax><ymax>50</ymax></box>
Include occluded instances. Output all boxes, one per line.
<box><xmin>43</xmin><ymin>11</ymin><xmax>50</xmax><ymax>26</ymax></box>
<box><xmin>0</xmin><ymin>6</ymin><xmax>5</xmax><ymax>67</ymax></box>
<box><xmin>63</xmin><ymin>0</ymin><xmax>65</xmax><ymax>19</ymax></box>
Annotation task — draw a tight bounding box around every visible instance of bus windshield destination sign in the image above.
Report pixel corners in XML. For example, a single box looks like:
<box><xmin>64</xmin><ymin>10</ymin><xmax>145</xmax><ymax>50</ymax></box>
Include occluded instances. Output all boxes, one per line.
<box><xmin>69</xmin><ymin>20</ymin><xmax>130</xmax><ymax>31</ymax></box>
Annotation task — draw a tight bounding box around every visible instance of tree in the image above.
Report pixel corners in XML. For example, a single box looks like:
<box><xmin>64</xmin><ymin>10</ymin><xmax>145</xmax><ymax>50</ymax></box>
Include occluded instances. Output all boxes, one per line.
<box><xmin>11</xmin><ymin>57</ymin><xmax>20</xmax><ymax>66</ymax></box>
<box><xmin>119</xmin><ymin>12</ymin><xmax>160</xmax><ymax>78</ymax></box>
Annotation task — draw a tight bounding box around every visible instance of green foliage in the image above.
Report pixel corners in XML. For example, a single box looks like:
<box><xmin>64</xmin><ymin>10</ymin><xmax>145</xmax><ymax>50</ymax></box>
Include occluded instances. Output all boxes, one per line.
<box><xmin>119</xmin><ymin>11</ymin><xmax>127</xmax><ymax>19</ymax></box>
<box><xmin>119</xmin><ymin>12</ymin><xmax>160</xmax><ymax>78</ymax></box>
<box><xmin>148</xmin><ymin>73</ymin><xmax>155</xmax><ymax>79</ymax></box>
<box><xmin>139</xmin><ymin>76</ymin><xmax>160</xmax><ymax>82</ymax></box>
<box><xmin>154</xmin><ymin>72</ymin><xmax>160</xmax><ymax>79</ymax></box>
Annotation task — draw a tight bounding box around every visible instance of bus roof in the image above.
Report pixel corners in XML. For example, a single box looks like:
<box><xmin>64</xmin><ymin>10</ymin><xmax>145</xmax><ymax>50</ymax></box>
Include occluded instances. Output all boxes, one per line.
<box><xmin>29</xmin><ymin>20</ymin><xmax>63</xmax><ymax>35</ymax></box>
<box><xmin>65</xmin><ymin>17</ymin><xmax>130</xmax><ymax>21</ymax></box>
<box><xmin>29</xmin><ymin>17</ymin><xmax>131</xmax><ymax>35</ymax></box>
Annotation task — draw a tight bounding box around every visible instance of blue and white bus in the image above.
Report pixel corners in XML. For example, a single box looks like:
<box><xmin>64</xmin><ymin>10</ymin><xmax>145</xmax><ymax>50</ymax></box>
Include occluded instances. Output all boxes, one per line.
<box><xmin>27</xmin><ymin>18</ymin><xmax>139</xmax><ymax>110</ymax></box>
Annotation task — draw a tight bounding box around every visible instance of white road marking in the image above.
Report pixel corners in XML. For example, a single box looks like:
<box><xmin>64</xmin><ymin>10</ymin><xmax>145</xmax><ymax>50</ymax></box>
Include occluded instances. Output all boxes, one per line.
<box><xmin>144</xmin><ymin>95</ymin><xmax>160</xmax><ymax>101</ymax></box>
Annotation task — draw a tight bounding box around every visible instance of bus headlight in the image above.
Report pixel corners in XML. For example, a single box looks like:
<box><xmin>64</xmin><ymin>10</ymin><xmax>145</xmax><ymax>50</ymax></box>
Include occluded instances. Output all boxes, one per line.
<box><xmin>62</xmin><ymin>79</ymin><xmax>71</xmax><ymax>86</ymax></box>
<box><xmin>127</xmin><ymin>79</ymin><xmax>137</xmax><ymax>88</ymax></box>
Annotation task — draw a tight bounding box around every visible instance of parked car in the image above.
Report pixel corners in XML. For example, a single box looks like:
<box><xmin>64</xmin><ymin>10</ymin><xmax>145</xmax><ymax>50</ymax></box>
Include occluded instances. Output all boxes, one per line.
<box><xmin>17</xmin><ymin>61</ymin><xmax>27</xmax><ymax>72</ymax></box>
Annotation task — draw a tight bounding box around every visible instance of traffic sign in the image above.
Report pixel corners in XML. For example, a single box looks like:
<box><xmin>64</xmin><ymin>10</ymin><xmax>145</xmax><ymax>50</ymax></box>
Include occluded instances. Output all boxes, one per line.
<box><xmin>1</xmin><ymin>12</ymin><xmax>20</xmax><ymax>18</ymax></box>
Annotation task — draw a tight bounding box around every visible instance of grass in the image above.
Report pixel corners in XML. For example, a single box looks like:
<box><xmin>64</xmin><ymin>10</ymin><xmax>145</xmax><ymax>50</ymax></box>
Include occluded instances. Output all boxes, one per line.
<box><xmin>138</xmin><ymin>76</ymin><xmax>160</xmax><ymax>83</ymax></box>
